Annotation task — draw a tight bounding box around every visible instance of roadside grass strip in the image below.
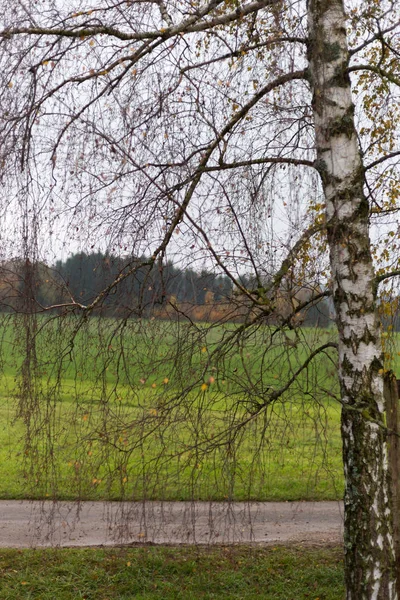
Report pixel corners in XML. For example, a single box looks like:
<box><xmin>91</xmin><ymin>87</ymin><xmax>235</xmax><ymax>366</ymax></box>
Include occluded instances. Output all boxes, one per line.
<box><xmin>0</xmin><ymin>545</ymin><xmax>344</xmax><ymax>599</ymax></box>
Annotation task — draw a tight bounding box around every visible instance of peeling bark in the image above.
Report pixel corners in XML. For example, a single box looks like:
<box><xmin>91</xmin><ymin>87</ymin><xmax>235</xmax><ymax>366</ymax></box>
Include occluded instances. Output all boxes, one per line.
<box><xmin>307</xmin><ymin>0</ymin><xmax>397</xmax><ymax>597</ymax></box>
<box><xmin>385</xmin><ymin>374</ymin><xmax>400</xmax><ymax>600</ymax></box>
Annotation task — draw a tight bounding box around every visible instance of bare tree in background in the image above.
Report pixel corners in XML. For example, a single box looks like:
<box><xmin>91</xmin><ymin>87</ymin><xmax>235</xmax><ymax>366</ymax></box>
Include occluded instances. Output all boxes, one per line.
<box><xmin>1</xmin><ymin>1</ymin><xmax>400</xmax><ymax>597</ymax></box>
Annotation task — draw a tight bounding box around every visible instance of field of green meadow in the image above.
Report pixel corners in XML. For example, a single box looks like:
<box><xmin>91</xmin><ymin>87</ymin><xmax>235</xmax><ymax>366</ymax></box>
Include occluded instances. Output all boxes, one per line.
<box><xmin>0</xmin><ymin>315</ymin><xmax>348</xmax><ymax>599</ymax></box>
<box><xmin>0</xmin><ymin>314</ymin><xmax>344</xmax><ymax>502</ymax></box>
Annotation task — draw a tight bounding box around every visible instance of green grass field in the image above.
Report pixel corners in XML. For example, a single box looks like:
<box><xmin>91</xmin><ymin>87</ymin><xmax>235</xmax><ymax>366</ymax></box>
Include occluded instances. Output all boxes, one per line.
<box><xmin>0</xmin><ymin>546</ymin><xmax>344</xmax><ymax>599</ymax></box>
<box><xmin>0</xmin><ymin>316</ymin><xmax>347</xmax><ymax>599</ymax></box>
<box><xmin>0</xmin><ymin>314</ymin><xmax>345</xmax><ymax>501</ymax></box>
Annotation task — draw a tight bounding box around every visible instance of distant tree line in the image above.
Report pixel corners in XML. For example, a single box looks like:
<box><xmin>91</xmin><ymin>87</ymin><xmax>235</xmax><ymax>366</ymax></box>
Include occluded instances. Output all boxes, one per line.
<box><xmin>0</xmin><ymin>252</ymin><xmax>333</xmax><ymax>327</ymax></box>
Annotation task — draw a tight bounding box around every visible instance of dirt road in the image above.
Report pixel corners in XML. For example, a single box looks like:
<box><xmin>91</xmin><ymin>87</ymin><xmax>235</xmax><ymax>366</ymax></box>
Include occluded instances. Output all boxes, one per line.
<box><xmin>0</xmin><ymin>500</ymin><xmax>343</xmax><ymax>547</ymax></box>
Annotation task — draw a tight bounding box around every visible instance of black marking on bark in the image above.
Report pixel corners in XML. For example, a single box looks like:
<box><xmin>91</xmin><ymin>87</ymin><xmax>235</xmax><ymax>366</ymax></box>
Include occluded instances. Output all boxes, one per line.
<box><xmin>331</xmin><ymin>62</ymin><xmax>351</xmax><ymax>87</ymax></box>
<box><xmin>325</xmin><ymin>106</ymin><xmax>356</xmax><ymax>139</ymax></box>
<box><xmin>323</xmin><ymin>40</ymin><xmax>341</xmax><ymax>62</ymax></box>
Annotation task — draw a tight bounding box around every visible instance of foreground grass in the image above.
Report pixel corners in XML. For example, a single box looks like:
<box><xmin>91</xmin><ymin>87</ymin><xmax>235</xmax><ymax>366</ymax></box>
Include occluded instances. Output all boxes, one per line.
<box><xmin>0</xmin><ymin>545</ymin><xmax>344</xmax><ymax>599</ymax></box>
<box><xmin>0</xmin><ymin>393</ymin><xmax>343</xmax><ymax>501</ymax></box>
<box><xmin>0</xmin><ymin>315</ymin><xmax>344</xmax><ymax>501</ymax></box>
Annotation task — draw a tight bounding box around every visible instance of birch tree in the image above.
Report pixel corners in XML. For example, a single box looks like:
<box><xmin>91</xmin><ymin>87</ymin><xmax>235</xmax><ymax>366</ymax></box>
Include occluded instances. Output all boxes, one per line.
<box><xmin>308</xmin><ymin>1</ymin><xmax>398</xmax><ymax>596</ymax></box>
<box><xmin>1</xmin><ymin>0</ymin><xmax>400</xmax><ymax>598</ymax></box>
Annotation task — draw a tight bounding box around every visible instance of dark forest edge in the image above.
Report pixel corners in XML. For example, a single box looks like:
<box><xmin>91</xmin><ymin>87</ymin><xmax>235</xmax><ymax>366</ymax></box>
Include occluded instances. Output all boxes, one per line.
<box><xmin>0</xmin><ymin>252</ymin><xmax>333</xmax><ymax>328</ymax></box>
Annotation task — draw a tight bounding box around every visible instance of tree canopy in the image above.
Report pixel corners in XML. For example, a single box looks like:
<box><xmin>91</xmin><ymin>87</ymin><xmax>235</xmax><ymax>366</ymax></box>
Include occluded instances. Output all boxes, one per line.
<box><xmin>1</xmin><ymin>1</ymin><xmax>400</xmax><ymax>597</ymax></box>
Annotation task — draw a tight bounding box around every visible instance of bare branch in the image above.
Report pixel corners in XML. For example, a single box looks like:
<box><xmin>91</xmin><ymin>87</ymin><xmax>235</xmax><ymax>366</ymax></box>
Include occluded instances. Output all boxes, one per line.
<box><xmin>156</xmin><ymin>0</ymin><xmax>174</xmax><ymax>27</ymax></box>
<box><xmin>348</xmin><ymin>64</ymin><xmax>400</xmax><ymax>87</ymax></box>
<box><xmin>375</xmin><ymin>270</ymin><xmax>400</xmax><ymax>287</ymax></box>
<box><xmin>1</xmin><ymin>1</ymin><xmax>279</xmax><ymax>42</ymax></box>
<box><xmin>349</xmin><ymin>19</ymin><xmax>400</xmax><ymax>56</ymax></box>
<box><xmin>365</xmin><ymin>150</ymin><xmax>400</xmax><ymax>171</ymax></box>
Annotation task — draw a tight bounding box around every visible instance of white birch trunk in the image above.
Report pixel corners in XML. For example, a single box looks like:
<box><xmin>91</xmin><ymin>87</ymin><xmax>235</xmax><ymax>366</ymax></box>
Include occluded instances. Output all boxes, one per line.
<box><xmin>307</xmin><ymin>0</ymin><xmax>397</xmax><ymax>597</ymax></box>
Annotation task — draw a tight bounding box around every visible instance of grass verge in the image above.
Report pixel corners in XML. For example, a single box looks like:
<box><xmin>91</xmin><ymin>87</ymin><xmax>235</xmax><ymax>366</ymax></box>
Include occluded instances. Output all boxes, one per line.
<box><xmin>0</xmin><ymin>545</ymin><xmax>344</xmax><ymax>599</ymax></box>
<box><xmin>0</xmin><ymin>394</ymin><xmax>343</xmax><ymax>501</ymax></box>
<box><xmin>0</xmin><ymin>316</ymin><xmax>344</xmax><ymax>501</ymax></box>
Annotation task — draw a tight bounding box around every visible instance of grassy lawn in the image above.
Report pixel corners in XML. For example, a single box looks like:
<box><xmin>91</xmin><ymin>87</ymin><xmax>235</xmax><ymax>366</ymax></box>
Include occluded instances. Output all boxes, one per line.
<box><xmin>0</xmin><ymin>317</ymin><xmax>346</xmax><ymax>599</ymax></box>
<box><xmin>0</xmin><ymin>315</ymin><xmax>344</xmax><ymax>501</ymax></box>
<box><xmin>0</xmin><ymin>545</ymin><xmax>344</xmax><ymax>599</ymax></box>
<box><xmin>0</xmin><ymin>392</ymin><xmax>343</xmax><ymax>501</ymax></box>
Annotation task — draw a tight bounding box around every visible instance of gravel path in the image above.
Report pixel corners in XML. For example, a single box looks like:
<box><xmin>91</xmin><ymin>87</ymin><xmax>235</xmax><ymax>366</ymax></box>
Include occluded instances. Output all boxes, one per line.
<box><xmin>0</xmin><ymin>500</ymin><xmax>343</xmax><ymax>548</ymax></box>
